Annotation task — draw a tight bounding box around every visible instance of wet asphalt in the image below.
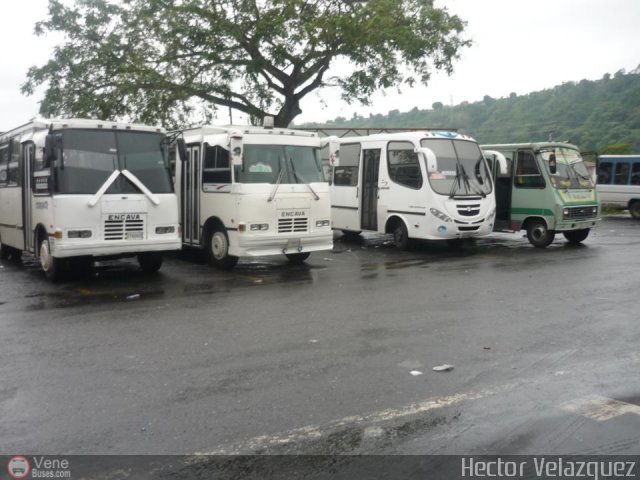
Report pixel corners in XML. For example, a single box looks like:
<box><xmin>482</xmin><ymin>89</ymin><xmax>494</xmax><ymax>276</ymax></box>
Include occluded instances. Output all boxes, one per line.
<box><xmin>1</xmin><ymin>216</ymin><xmax>639</xmax><ymax>456</ymax></box>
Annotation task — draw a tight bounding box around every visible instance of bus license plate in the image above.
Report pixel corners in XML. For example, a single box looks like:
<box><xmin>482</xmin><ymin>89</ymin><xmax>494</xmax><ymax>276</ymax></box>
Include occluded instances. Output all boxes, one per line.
<box><xmin>125</xmin><ymin>232</ymin><xmax>144</xmax><ymax>240</ymax></box>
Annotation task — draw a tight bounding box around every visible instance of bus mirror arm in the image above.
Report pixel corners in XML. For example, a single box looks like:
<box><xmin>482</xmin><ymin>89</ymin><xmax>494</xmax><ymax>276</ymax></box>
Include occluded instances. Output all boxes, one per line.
<box><xmin>483</xmin><ymin>150</ymin><xmax>508</xmax><ymax>175</ymax></box>
<box><xmin>416</xmin><ymin>147</ymin><xmax>437</xmax><ymax>173</ymax></box>
<box><xmin>322</xmin><ymin>136</ymin><xmax>340</xmax><ymax>167</ymax></box>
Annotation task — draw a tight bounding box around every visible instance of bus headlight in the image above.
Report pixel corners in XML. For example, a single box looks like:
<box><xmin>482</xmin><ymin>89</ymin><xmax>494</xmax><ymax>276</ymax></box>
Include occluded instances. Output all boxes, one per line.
<box><xmin>430</xmin><ymin>208</ymin><xmax>452</xmax><ymax>222</ymax></box>
<box><xmin>563</xmin><ymin>208</ymin><xmax>570</xmax><ymax>219</ymax></box>
<box><xmin>67</xmin><ymin>229</ymin><xmax>92</xmax><ymax>239</ymax></box>
<box><xmin>316</xmin><ymin>220</ymin><xmax>331</xmax><ymax>227</ymax></box>
<box><xmin>155</xmin><ymin>226</ymin><xmax>176</xmax><ymax>234</ymax></box>
<box><xmin>250</xmin><ymin>223</ymin><xmax>269</xmax><ymax>231</ymax></box>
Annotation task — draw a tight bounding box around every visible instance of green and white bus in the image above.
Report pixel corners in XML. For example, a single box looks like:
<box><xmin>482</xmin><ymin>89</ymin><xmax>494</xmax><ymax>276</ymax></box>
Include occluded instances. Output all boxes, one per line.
<box><xmin>482</xmin><ymin>142</ymin><xmax>601</xmax><ymax>247</ymax></box>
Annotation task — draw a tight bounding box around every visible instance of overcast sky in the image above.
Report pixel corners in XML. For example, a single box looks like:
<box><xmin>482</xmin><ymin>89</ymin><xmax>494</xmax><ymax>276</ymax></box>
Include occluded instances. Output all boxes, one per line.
<box><xmin>1</xmin><ymin>0</ymin><xmax>639</xmax><ymax>131</ymax></box>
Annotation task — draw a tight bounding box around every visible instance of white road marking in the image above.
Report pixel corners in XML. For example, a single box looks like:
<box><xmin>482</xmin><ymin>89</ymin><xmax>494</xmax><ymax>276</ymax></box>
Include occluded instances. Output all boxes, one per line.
<box><xmin>561</xmin><ymin>395</ymin><xmax>640</xmax><ymax>422</ymax></box>
<box><xmin>195</xmin><ymin>381</ymin><xmax>521</xmax><ymax>455</ymax></box>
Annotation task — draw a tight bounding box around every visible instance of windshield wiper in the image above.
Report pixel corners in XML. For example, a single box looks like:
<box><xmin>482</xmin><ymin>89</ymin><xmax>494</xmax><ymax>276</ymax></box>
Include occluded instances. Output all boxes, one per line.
<box><xmin>267</xmin><ymin>162</ymin><xmax>285</xmax><ymax>202</ymax></box>
<box><xmin>472</xmin><ymin>157</ymin><xmax>487</xmax><ymax>198</ymax></box>
<box><xmin>289</xmin><ymin>157</ymin><xmax>319</xmax><ymax>201</ymax></box>
<box><xmin>450</xmin><ymin>159</ymin><xmax>472</xmax><ymax>198</ymax></box>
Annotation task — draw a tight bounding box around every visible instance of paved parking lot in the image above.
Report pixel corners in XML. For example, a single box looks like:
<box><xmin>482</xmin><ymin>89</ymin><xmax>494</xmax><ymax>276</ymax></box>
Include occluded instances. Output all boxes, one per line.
<box><xmin>1</xmin><ymin>216</ymin><xmax>639</xmax><ymax>458</ymax></box>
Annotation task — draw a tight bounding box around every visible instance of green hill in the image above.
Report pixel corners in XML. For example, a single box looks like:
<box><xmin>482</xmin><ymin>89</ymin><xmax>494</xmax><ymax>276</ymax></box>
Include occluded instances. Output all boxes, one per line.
<box><xmin>297</xmin><ymin>69</ymin><xmax>640</xmax><ymax>152</ymax></box>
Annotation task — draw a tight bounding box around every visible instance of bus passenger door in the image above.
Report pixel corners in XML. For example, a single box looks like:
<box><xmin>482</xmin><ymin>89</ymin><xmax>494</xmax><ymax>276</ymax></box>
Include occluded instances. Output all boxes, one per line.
<box><xmin>22</xmin><ymin>143</ymin><xmax>35</xmax><ymax>252</ymax></box>
<box><xmin>331</xmin><ymin>143</ymin><xmax>361</xmax><ymax>232</ymax></box>
<box><xmin>361</xmin><ymin>149</ymin><xmax>381</xmax><ymax>231</ymax></box>
<box><xmin>182</xmin><ymin>145</ymin><xmax>201</xmax><ymax>245</ymax></box>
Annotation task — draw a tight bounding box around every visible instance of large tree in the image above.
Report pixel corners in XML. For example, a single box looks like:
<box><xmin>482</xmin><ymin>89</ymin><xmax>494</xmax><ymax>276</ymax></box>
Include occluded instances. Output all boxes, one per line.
<box><xmin>23</xmin><ymin>0</ymin><xmax>470</xmax><ymax>127</ymax></box>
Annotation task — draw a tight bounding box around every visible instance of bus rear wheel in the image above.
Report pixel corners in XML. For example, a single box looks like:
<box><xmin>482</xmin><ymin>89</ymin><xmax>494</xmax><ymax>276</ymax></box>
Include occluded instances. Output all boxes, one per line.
<box><xmin>205</xmin><ymin>226</ymin><xmax>238</xmax><ymax>269</ymax></box>
<box><xmin>138</xmin><ymin>252</ymin><xmax>163</xmax><ymax>273</ymax></box>
<box><xmin>629</xmin><ymin>201</ymin><xmax>640</xmax><ymax>219</ymax></box>
<box><xmin>39</xmin><ymin>237</ymin><xmax>65</xmax><ymax>281</ymax></box>
<box><xmin>286</xmin><ymin>252</ymin><xmax>311</xmax><ymax>264</ymax></box>
<box><xmin>526</xmin><ymin>219</ymin><xmax>555</xmax><ymax>248</ymax></box>
<box><xmin>563</xmin><ymin>229</ymin><xmax>590</xmax><ymax>244</ymax></box>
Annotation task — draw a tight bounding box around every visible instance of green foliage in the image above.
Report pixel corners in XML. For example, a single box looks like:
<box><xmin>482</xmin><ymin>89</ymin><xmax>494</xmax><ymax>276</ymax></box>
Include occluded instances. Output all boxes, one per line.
<box><xmin>23</xmin><ymin>0</ymin><xmax>470</xmax><ymax>128</ymax></box>
<box><xmin>601</xmin><ymin>144</ymin><xmax>632</xmax><ymax>154</ymax></box>
<box><xmin>300</xmin><ymin>70</ymin><xmax>640</xmax><ymax>152</ymax></box>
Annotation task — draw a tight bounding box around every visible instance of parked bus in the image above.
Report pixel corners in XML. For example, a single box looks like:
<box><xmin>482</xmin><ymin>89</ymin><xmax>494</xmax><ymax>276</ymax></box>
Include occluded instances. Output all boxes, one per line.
<box><xmin>172</xmin><ymin>120</ymin><xmax>333</xmax><ymax>267</ymax></box>
<box><xmin>0</xmin><ymin>118</ymin><xmax>181</xmax><ymax>280</ymax></box>
<box><xmin>482</xmin><ymin>142</ymin><xmax>601</xmax><ymax>247</ymax></box>
<box><xmin>595</xmin><ymin>155</ymin><xmax>640</xmax><ymax>219</ymax></box>
<box><xmin>330</xmin><ymin>131</ymin><xmax>498</xmax><ymax>247</ymax></box>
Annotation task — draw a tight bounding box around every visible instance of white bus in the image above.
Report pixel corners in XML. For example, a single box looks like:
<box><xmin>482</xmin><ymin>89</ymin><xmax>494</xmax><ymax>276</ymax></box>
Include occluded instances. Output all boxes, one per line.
<box><xmin>0</xmin><ymin>118</ymin><xmax>181</xmax><ymax>280</ymax></box>
<box><xmin>172</xmin><ymin>121</ymin><xmax>333</xmax><ymax>267</ymax></box>
<box><xmin>330</xmin><ymin>131</ymin><xmax>498</xmax><ymax>247</ymax></box>
<box><xmin>596</xmin><ymin>154</ymin><xmax>640</xmax><ymax>218</ymax></box>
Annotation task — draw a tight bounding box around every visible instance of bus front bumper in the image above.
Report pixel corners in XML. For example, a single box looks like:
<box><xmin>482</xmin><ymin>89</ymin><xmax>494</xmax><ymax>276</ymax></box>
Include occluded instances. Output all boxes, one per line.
<box><xmin>553</xmin><ymin>217</ymin><xmax>602</xmax><ymax>232</ymax></box>
<box><xmin>50</xmin><ymin>238</ymin><xmax>182</xmax><ymax>258</ymax></box>
<box><xmin>231</xmin><ymin>231</ymin><xmax>333</xmax><ymax>257</ymax></box>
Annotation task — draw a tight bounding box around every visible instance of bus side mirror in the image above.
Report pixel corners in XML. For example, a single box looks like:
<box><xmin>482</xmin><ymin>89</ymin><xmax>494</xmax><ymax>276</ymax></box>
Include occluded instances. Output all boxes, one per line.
<box><xmin>322</xmin><ymin>136</ymin><xmax>340</xmax><ymax>167</ymax></box>
<box><xmin>229</xmin><ymin>134</ymin><xmax>243</xmax><ymax>167</ymax></box>
<box><xmin>483</xmin><ymin>150</ymin><xmax>508</xmax><ymax>175</ymax></box>
<box><xmin>176</xmin><ymin>138</ymin><xmax>188</xmax><ymax>162</ymax></box>
<box><xmin>44</xmin><ymin>134</ymin><xmax>58</xmax><ymax>168</ymax></box>
<box><xmin>549</xmin><ymin>153</ymin><xmax>557</xmax><ymax>174</ymax></box>
<box><xmin>416</xmin><ymin>147</ymin><xmax>437</xmax><ymax>173</ymax></box>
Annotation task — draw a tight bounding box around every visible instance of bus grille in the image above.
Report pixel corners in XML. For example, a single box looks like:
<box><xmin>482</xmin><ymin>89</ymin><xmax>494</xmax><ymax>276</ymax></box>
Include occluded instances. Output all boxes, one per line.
<box><xmin>457</xmin><ymin>204</ymin><xmax>481</xmax><ymax>216</ymax></box>
<box><xmin>278</xmin><ymin>217</ymin><xmax>308</xmax><ymax>233</ymax></box>
<box><xmin>104</xmin><ymin>216</ymin><xmax>145</xmax><ymax>240</ymax></box>
<box><xmin>565</xmin><ymin>206</ymin><xmax>597</xmax><ymax>219</ymax></box>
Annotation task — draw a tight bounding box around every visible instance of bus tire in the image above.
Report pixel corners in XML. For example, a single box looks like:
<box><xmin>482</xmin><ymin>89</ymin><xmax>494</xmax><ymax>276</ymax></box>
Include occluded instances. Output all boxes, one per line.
<box><xmin>392</xmin><ymin>220</ymin><xmax>410</xmax><ymax>250</ymax></box>
<box><xmin>526</xmin><ymin>219</ymin><xmax>555</xmax><ymax>248</ymax></box>
<box><xmin>286</xmin><ymin>252</ymin><xmax>311</xmax><ymax>264</ymax></box>
<box><xmin>39</xmin><ymin>237</ymin><xmax>65</xmax><ymax>281</ymax></box>
<box><xmin>205</xmin><ymin>226</ymin><xmax>238</xmax><ymax>269</ymax></box>
<box><xmin>563</xmin><ymin>229</ymin><xmax>590</xmax><ymax>244</ymax></box>
<box><xmin>138</xmin><ymin>252</ymin><xmax>163</xmax><ymax>273</ymax></box>
<box><xmin>629</xmin><ymin>201</ymin><xmax>640</xmax><ymax>219</ymax></box>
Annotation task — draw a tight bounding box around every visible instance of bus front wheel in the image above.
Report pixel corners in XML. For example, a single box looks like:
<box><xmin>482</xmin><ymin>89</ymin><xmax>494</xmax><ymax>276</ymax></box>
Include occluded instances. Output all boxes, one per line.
<box><xmin>563</xmin><ymin>229</ymin><xmax>590</xmax><ymax>244</ymax></box>
<box><xmin>286</xmin><ymin>252</ymin><xmax>311</xmax><ymax>264</ymax></box>
<box><xmin>392</xmin><ymin>221</ymin><xmax>410</xmax><ymax>250</ymax></box>
<box><xmin>205</xmin><ymin>227</ymin><xmax>238</xmax><ymax>269</ymax></box>
<box><xmin>526</xmin><ymin>220</ymin><xmax>555</xmax><ymax>248</ymax></box>
<box><xmin>629</xmin><ymin>201</ymin><xmax>640</xmax><ymax>219</ymax></box>
<box><xmin>138</xmin><ymin>252</ymin><xmax>163</xmax><ymax>273</ymax></box>
<box><xmin>39</xmin><ymin>237</ymin><xmax>65</xmax><ymax>281</ymax></box>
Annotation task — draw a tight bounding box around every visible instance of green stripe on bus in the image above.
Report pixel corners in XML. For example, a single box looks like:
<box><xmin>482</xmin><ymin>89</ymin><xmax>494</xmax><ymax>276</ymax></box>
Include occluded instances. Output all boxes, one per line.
<box><xmin>511</xmin><ymin>208</ymin><xmax>555</xmax><ymax>216</ymax></box>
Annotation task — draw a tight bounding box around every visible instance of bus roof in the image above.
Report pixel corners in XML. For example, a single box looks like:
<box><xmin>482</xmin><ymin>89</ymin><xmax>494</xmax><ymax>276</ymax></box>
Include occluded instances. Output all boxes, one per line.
<box><xmin>481</xmin><ymin>141</ymin><xmax>579</xmax><ymax>151</ymax></box>
<box><xmin>0</xmin><ymin>118</ymin><xmax>165</xmax><ymax>141</ymax></box>
<box><xmin>178</xmin><ymin>124</ymin><xmax>319</xmax><ymax>138</ymax></box>
<box><xmin>337</xmin><ymin>130</ymin><xmax>477</xmax><ymax>144</ymax></box>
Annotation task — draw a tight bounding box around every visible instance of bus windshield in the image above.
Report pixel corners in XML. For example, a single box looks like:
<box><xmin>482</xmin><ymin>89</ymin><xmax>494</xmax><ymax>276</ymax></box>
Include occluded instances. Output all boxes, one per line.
<box><xmin>421</xmin><ymin>138</ymin><xmax>492</xmax><ymax>196</ymax></box>
<box><xmin>234</xmin><ymin>144</ymin><xmax>324</xmax><ymax>184</ymax></box>
<box><xmin>540</xmin><ymin>147</ymin><xmax>593</xmax><ymax>189</ymax></box>
<box><xmin>55</xmin><ymin>129</ymin><xmax>172</xmax><ymax>194</ymax></box>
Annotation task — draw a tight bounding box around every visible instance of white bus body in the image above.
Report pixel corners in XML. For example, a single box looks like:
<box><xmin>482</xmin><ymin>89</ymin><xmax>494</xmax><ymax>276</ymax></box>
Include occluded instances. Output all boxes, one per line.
<box><xmin>173</xmin><ymin>124</ymin><xmax>333</xmax><ymax>267</ymax></box>
<box><xmin>0</xmin><ymin>119</ymin><xmax>181</xmax><ymax>280</ymax></box>
<box><xmin>330</xmin><ymin>131</ymin><xmax>496</xmax><ymax>246</ymax></box>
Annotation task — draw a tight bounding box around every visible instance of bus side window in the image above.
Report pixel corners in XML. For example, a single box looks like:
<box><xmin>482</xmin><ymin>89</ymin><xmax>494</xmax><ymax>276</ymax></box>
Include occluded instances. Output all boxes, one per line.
<box><xmin>202</xmin><ymin>144</ymin><xmax>231</xmax><ymax>184</ymax></box>
<box><xmin>597</xmin><ymin>161</ymin><xmax>613</xmax><ymax>184</ymax></box>
<box><xmin>8</xmin><ymin>139</ymin><xmax>20</xmax><ymax>187</ymax></box>
<box><xmin>0</xmin><ymin>143</ymin><xmax>8</xmax><ymax>187</ymax></box>
<box><xmin>334</xmin><ymin>143</ymin><xmax>361</xmax><ymax>186</ymax></box>
<box><xmin>614</xmin><ymin>162</ymin><xmax>630</xmax><ymax>185</ymax></box>
<box><xmin>632</xmin><ymin>162</ymin><xmax>640</xmax><ymax>186</ymax></box>
<box><xmin>387</xmin><ymin>141</ymin><xmax>422</xmax><ymax>189</ymax></box>
<box><xmin>515</xmin><ymin>150</ymin><xmax>544</xmax><ymax>188</ymax></box>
